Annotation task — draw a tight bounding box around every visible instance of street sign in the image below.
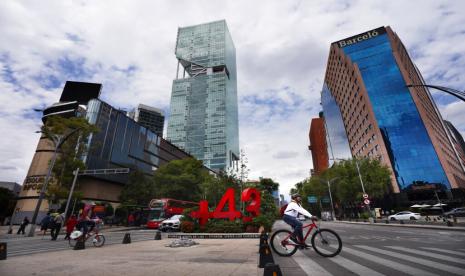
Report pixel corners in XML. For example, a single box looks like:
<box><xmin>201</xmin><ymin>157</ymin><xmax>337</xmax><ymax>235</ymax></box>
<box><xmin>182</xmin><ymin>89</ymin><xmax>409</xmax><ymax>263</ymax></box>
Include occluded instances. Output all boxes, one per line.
<box><xmin>321</xmin><ymin>196</ymin><xmax>330</xmax><ymax>203</ymax></box>
<box><xmin>308</xmin><ymin>196</ymin><xmax>318</xmax><ymax>203</ymax></box>
<box><xmin>364</xmin><ymin>199</ymin><xmax>370</xmax><ymax>205</ymax></box>
<box><xmin>363</xmin><ymin>193</ymin><xmax>369</xmax><ymax>199</ymax></box>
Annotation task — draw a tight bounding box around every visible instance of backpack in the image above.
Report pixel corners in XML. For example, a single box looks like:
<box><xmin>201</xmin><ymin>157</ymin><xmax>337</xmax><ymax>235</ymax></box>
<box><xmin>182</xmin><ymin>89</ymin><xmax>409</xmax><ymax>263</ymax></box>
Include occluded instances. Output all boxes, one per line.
<box><xmin>279</xmin><ymin>204</ymin><xmax>288</xmax><ymax>217</ymax></box>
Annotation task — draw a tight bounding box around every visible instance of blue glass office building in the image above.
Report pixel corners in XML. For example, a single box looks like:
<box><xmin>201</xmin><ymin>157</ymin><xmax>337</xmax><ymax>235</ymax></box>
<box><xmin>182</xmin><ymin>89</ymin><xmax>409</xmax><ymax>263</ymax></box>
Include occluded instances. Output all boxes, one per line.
<box><xmin>322</xmin><ymin>27</ymin><xmax>465</xmax><ymax>195</ymax></box>
<box><xmin>167</xmin><ymin>20</ymin><xmax>239</xmax><ymax>172</ymax></box>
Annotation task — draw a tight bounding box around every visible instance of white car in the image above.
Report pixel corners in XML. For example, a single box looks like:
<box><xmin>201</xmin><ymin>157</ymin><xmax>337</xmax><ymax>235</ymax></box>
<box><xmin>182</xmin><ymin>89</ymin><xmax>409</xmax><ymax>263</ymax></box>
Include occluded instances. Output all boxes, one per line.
<box><xmin>160</xmin><ymin>215</ymin><xmax>183</xmax><ymax>232</ymax></box>
<box><xmin>388</xmin><ymin>211</ymin><xmax>421</xmax><ymax>221</ymax></box>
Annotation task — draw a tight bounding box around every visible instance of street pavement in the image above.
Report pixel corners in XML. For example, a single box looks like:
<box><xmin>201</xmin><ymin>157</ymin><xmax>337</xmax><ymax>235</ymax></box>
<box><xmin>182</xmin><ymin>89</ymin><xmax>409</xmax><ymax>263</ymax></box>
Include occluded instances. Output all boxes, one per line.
<box><xmin>0</xmin><ymin>236</ymin><xmax>259</xmax><ymax>276</ymax></box>
<box><xmin>0</xmin><ymin>229</ymin><xmax>161</xmax><ymax>257</ymax></box>
<box><xmin>272</xmin><ymin>220</ymin><xmax>465</xmax><ymax>276</ymax></box>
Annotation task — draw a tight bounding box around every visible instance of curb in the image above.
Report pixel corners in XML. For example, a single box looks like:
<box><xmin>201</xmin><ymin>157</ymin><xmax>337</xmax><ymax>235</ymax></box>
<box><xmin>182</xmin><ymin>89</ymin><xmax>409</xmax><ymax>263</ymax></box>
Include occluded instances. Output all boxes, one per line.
<box><xmin>335</xmin><ymin>220</ymin><xmax>465</xmax><ymax>232</ymax></box>
<box><xmin>167</xmin><ymin>233</ymin><xmax>261</xmax><ymax>239</ymax></box>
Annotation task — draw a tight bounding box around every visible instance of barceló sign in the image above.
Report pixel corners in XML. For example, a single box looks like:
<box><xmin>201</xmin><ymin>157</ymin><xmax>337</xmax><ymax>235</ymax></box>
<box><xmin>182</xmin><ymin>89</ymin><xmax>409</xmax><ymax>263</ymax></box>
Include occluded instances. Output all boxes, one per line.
<box><xmin>191</xmin><ymin>188</ymin><xmax>261</xmax><ymax>226</ymax></box>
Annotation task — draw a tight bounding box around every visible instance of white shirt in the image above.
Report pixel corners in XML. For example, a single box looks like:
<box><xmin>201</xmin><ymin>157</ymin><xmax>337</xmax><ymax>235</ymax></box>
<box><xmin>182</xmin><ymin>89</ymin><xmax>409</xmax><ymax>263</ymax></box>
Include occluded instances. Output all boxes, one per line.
<box><xmin>284</xmin><ymin>201</ymin><xmax>312</xmax><ymax>218</ymax></box>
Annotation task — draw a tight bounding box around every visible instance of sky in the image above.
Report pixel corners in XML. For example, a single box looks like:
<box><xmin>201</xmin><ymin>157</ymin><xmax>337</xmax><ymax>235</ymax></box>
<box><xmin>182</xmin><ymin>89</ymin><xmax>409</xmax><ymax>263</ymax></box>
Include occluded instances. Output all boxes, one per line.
<box><xmin>1</xmin><ymin>0</ymin><xmax>465</xmax><ymax>198</ymax></box>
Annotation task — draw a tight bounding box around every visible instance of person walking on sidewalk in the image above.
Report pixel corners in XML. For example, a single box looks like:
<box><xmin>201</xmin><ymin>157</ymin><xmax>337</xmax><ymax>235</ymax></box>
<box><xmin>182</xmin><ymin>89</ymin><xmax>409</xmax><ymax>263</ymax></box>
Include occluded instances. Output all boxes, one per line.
<box><xmin>51</xmin><ymin>213</ymin><xmax>65</xmax><ymax>240</ymax></box>
<box><xmin>17</xmin><ymin>216</ymin><xmax>29</xmax><ymax>235</ymax></box>
<box><xmin>40</xmin><ymin>212</ymin><xmax>51</xmax><ymax>235</ymax></box>
<box><xmin>65</xmin><ymin>215</ymin><xmax>78</xmax><ymax>240</ymax></box>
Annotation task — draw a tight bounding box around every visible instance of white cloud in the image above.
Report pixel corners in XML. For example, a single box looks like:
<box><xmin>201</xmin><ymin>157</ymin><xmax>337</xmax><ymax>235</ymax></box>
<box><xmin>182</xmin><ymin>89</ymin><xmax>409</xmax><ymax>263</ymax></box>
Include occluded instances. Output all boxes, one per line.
<box><xmin>0</xmin><ymin>0</ymin><xmax>464</xmax><ymax>197</ymax></box>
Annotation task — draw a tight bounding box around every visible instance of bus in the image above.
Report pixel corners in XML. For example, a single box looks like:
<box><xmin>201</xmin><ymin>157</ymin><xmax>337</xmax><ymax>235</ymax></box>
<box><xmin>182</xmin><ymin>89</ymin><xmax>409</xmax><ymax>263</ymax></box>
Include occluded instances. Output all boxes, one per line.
<box><xmin>145</xmin><ymin>198</ymin><xmax>199</xmax><ymax>229</ymax></box>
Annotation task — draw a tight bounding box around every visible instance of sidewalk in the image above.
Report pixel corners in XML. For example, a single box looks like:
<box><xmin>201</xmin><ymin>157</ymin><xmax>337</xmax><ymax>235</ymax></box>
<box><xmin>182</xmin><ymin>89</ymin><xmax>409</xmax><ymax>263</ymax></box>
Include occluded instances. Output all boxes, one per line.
<box><xmin>0</xmin><ymin>238</ymin><xmax>261</xmax><ymax>276</ymax></box>
<box><xmin>336</xmin><ymin>220</ymin><xmax>465</xmax><ymax>231</ymax></box>
<box><xmin>0</xmin><ymin>225</ymin><xmax>144</xmax><ymax>240</ymax></box>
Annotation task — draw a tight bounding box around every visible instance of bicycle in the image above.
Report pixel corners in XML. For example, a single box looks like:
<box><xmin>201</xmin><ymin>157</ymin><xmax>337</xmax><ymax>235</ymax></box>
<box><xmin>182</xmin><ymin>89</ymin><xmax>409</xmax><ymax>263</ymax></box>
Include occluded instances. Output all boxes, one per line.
<box><xmin>270</xmin><ymin>217</ymin><xmax>342</xmax><ymax>257</ymax></box>
<box><xmin>69</xmin><ymin>227</ymin><xmax>105</xmax><ymax>248</ymax></box>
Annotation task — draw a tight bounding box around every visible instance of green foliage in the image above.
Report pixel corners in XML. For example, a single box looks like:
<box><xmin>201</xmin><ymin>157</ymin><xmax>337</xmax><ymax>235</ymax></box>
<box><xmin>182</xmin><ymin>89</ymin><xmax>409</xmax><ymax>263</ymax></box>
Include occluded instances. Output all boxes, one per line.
<box><xmin>293</xmin><ymin>158</ymin><xmax>391</xmax><ymax>213</ymax></box>
<box><xmin>204</xmin><ymin>220</ymin><xmax>244</xmax><ymax>233</ymax></box>
<box><xmin>105</xmin><ymin>203</ymin><xmax>114</xmax><ymax>217</ymax></box>
<box><xmin>201</xmin><ymin>171</ymin><xmax>241</xmax><ymax>206</ymax></box>
<box><xmin>153</xmin><ymin>158</ymin><xmax>214</xmax><ymax>202</ymax></box>
<box><xmin>360</xmin><ymin>212</ymin><xmax>370</xmax><ymax>219</ymax></box>
<box><xmin>181</xmin><ymin>221</ymin><xmax>195</xmax><ymax>233</ymax></box>
<box><xmin>257</xmin><ymin>178</ymin><xmax>279</xmax><ymax>193</ymax></box>
<box><xmin>119</xmin><ymin>170</ymin><xmax>156</xmax><ymax>205</ymax></box>
<box><xmin>41</xmin><ymin>116</ymin><xmax>98</xmax><ymax>203</ymax></box>
<box><xmin>248</xmin><ymin>214</ymin><xmax>275</xmax><ymax>232</ymax></box>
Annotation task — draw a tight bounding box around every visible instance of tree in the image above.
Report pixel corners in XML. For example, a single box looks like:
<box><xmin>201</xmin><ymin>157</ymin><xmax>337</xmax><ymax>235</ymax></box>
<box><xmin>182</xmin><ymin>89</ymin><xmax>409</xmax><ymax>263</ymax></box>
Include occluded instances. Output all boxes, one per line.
<box><xmin>153</xmin><ymin>158</ymin><xmax>214</xmax><ymax>202</ymax></box>
<box><xmin>245</xmin><ymin>177</ymin><xmax>280</xmax><ymax>217</ymax></box>
<box><xmin>200</xmin><ymin>170</ymin><xmax>241</xmax><ymax>206</ymax></box>
<box><xmin>292</xmin><ymin>157</ymin><xmax>390</xmax><ymax>215</ymax></box>
<box><xmin>119</xmin><ymin>170</ymin><xmax>156</xmax><ymax>206</ymax></box>
<box><xmin>41</xmin><ymin>116</ymin><xmax>98</xmax><ymax>203</ymax></box>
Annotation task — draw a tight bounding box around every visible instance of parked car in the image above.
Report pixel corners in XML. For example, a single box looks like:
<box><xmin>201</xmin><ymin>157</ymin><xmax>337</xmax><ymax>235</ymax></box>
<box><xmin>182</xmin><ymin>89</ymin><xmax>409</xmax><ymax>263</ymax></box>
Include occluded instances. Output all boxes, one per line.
<box><xmin>159</xmin><ymin>215</ymin><xmax>183</xmax><ymax>232</ymax></box>
<box><xmin>444</xmin><ymin>208</ymin><xmax>465</xmax><ymax>218</ymax></box>
<box><xmin>146</xmin><ymin>219</ymin><xmax>164</xmax><ymax>229</ymax></box>
<box><xmin>388</xmin><ymin>211</ymin><xmax>421</xmax><ymax>221</ymax></box>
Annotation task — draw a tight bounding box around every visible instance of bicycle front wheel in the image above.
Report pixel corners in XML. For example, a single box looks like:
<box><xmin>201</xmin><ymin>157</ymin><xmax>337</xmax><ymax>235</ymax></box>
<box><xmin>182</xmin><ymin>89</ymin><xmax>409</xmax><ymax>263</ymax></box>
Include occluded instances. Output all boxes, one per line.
<box><xmin>270</xmin><ymin>230</ymin><xmax>298</xmax><ymax>257</ymax></box>
<box><xmin>311</xmin><ymin>229</ymin><xmax>342</xmax><ymax>257</ymax></box>
<box><xmin>92</xmin><ymin>234</ymin><xmax>105</xmax><ymax>247</ymax></box>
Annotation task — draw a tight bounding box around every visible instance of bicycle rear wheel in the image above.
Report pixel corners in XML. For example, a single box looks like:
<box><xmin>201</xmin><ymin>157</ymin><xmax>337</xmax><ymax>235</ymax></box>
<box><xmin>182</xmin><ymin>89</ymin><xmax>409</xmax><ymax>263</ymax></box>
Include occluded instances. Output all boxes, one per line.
<box><xmin>311</xmin><ymin>229</ymin><xmax>342</xmax><ymax>257</ymax></box>
<box><xmin>92</xmin><ymin>234</ymin><xmax>105</xmax><ymax>247</ymax></box>
<box><xmin>270</xmin><ymin>230</ymin><xmax>298</xmax><ymax>256</ymax></box>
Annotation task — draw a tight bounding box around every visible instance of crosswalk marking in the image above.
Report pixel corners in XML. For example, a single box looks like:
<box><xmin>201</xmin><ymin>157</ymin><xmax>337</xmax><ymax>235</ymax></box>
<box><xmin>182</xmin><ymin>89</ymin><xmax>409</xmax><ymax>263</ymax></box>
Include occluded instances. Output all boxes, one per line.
<box><xmin>355</xmin><ymin>245</ymin><xmax>465</xmax><ymax>276</ymax></box>
<box><xmin>292</xmin><ymin>250</ymin><xmax>326</xmax><ymax>276</ymax></box>
<box><xmin>386</xmin><ymin>246</ymin><xmax>465</xmax><ymax>264</ymax></box>
<box><xmin>421</xmin><ymin>247</ymin><xmax>465</xmax><ymax>257</ymax></box>
<box><xmin>327</xmin><ymin>254</ymin><xmax>385</xmax><ymax>276</ymax></box>
<box><xmin>342</xmin><ymin>246</ymin><xmax>438</xmax><ymax>276</ymax></box>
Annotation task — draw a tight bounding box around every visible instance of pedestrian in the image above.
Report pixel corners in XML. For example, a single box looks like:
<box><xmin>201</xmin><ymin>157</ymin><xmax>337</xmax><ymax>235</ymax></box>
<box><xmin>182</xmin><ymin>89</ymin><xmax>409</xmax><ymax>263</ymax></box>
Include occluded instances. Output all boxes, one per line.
<box><xmin>51</xmin><ymin>213</ymin><xmax>65</xmax><ymax>240</ymax></box>
<box><xmin>128</xmin><ymin>213</ymin><xmax>134</xmax><ymax>226</ymax></box>
<box><xmin>16</xmin><ymin>216</ymin><xmax>29</xmax><ymax>235</ymax></box>
<box><xmin>65</xmin><ymin>214</ymin><xmax>78</xmax><ymax>240</ymax></box>
<box><xmin>40</xmin><ymin>212</ymin><xmax>52</xmax><ymax>235</ymax></box>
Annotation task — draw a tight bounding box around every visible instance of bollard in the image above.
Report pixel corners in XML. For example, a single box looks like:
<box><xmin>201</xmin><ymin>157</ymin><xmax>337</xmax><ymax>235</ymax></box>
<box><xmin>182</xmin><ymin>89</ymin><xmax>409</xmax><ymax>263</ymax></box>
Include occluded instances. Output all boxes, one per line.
<box><xmin>453</xmin><ymin>217</ymin><xmax>457</xmax><ymax>223</ymax></box>
<box><xmin>385</xmin><ymin>219</ymin><xmax>389</xmax><ymax>224</ymax></box>
<box><xmin>259</xmin><ymin>233</ymin><xmax>269</xmax><ymax>247</ymax></box>
<box><xmin>123</xmin><ymin>233</ymin><xmax>131</xmax><ymax>244</ymax></box>
<box><xmin>154</xmin><ymin>230</ymin><xmax>162</xmax><ymax>240</ymax></box>
<box><xmin>400</xmin><ymin>220</ymin><xmax>404</xmax><ymax>225</ymax></box>
<box><xmin>74</xmin><ymin>238</ymin><xmax>85</xmax><ymax>250</ymax></box>
<box><xmin>263</xmin><ymin>263</ymin><xmax>283</xmax><ymax>276</ymax></box>
<box><xmin>447</xmin><ymin>220</ymin><xmax>453</xmax><ymax>227</ymax></box>
<box><xmin>258</xmin><ymin>232</ymin><xmax>269</xmax><ymax>253</ymax></box>
<box><xmin>0</xmin><ymin>242</ymin><xmax>6</xmax><ymax>260</ymax></box>
<box><xmin>258</xmin><ymin>244</ymin><xmax>274</xmax><ymax>268</ymax></box>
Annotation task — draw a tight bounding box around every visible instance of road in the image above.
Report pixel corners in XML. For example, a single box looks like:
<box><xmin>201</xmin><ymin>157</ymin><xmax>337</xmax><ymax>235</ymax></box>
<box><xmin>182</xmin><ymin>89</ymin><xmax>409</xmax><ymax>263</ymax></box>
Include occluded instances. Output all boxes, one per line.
<box><xmin>271</xmin><ymin>221</ymin><xmax>465</xmax><ymax>276</ymax></box>
<box><xmin>0</xmin><ymin>229</ymin><xmax>161</xmax><ymax>258</ymax></box>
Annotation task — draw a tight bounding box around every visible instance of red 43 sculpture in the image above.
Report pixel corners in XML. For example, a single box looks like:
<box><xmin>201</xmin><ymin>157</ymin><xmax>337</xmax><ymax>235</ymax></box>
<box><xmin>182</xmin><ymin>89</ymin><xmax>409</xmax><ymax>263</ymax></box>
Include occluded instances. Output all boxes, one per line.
<box><xmin>191</xmin><ymin>188</ymin><xmax>261</xmax><ymax>226</ymax></box>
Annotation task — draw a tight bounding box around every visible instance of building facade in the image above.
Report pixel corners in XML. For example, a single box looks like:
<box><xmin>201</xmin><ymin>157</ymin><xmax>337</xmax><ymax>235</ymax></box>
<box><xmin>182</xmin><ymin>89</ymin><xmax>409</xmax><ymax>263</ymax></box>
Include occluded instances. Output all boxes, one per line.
<box><xmin>167</xmin><ymin>20</ymin><xmax>239</xmax><ymax>172</ymax></box>
<box><xmin>322</xmin><ymin>26</ymin><xmax>465</xmax><ymax>200</ymax></box>
<box><xmin>14</xmin><ymin>81</ymin><xmax>194</xmax><ymax>222</ymax></box>
<box><xmin>308</xmin><ymin>113</ymin><xmax>329</xmax><ymax>175</ymax></box>
<box><xmin>128</xmin><ymin>104</ymin><xmax>165</xmax><ymax>137</ymax></box>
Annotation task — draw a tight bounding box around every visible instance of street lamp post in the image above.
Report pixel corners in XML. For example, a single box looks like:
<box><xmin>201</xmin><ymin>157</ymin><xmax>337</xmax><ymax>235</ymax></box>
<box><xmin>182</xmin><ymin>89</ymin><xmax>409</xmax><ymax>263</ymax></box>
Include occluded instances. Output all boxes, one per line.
<box><xmin>354</xmin><ymin>159</ymin><xmax>372</xmax><ymax>218</ymax></box>
<box><xmin>27</xmin><ymin>128</ymin><xmax>82</xmax><ymax>237</ymax></box>
<box><xmin>331</xmin><ymin>157</ymin><xmax>371</xmax><ymax>217</ymax></box>
<box><xmin>320</xmin><ymin>177</ymin><xmax>339</xmax><ymax>221</ymax></box>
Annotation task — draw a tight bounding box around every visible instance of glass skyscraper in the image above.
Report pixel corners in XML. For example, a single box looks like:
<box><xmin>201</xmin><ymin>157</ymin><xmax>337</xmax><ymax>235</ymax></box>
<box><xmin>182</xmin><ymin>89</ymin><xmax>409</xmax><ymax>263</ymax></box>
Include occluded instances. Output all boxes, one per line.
<box><xmin>322</xmin><ymin>26</ymin><xmax>465</xmax><ymax>196</ymax></box>
<box><xmin>167</xmin><ymin>20</ymin><xmax>239</xmax><ymax>172</ymax></box>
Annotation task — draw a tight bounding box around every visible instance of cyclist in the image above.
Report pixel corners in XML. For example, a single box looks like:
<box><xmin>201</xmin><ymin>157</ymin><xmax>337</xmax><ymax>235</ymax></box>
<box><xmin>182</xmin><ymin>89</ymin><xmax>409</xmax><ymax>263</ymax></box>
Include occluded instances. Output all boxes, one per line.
<box><xmin>283</xmin><ymin>193</ymin><xmax>313</xmax><ymax>248</ymax></box>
